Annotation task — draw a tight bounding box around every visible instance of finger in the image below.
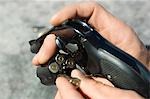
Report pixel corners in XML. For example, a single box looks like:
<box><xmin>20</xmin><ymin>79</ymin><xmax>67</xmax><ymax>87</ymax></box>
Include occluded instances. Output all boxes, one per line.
<box><xmin>71</xmin><ymin>69</ymin><xmax>85</xmax><ymax>79</ymax></box>
<box><xmin>93</xmin><ymin>77</ymin><xmax>114</xmax><ymax>87</ymax></box>
<box><xmin>32</xmin><ymin>34</ymin><xmax>56</xmax><ymax>65</ymax></box>
<box><xmin>50</xmin><ymin>2</ymin><xmax>119</xmax><ymax>34</ymax></box>
<box><xmin>56</xmin><ymin>77</ymin><xmax>84</xmax><ymax>99</ymax></box>
<box><xmin>55</xmin><ymin>91</ymin><xmax>62</xmax><ymax>99</ymax></box>
<box><xmin>50</xmin><ymin>2</ymin><xmax>99</xmax><ymax>26</ymax></box>
<box><xmin>50</xmin><ymin>2</ymin><xmax>134</xmax><ymax>45</ymax></box>
<box><xmin>71</xmin><ymin>69</ymin><xmax>119</xmax><ymax>98</ymax></box>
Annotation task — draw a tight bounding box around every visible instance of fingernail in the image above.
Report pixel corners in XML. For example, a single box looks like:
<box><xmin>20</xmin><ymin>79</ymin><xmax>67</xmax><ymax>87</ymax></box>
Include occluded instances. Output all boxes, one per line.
<box><xmin>50</xmin><ymin>14</ymin><xmax>58</xmax><ymax>24</ymax></box>
<box><xmin>32</xmin><ymin>54</ymin><xmax>39</xmax><ymax>65</ymax></box>
<box><xmin>71</xmin><ymin>69</ymin><xmax>85</xmax><ymax>79</ymax></box>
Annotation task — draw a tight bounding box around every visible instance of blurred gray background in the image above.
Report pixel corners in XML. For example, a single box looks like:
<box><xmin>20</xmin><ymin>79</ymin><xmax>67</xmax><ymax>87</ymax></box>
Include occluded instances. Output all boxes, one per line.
<box><xmin>0</xmin><ymin>0</ymin><xmax>149</xmax><ymax>99</ymax></box>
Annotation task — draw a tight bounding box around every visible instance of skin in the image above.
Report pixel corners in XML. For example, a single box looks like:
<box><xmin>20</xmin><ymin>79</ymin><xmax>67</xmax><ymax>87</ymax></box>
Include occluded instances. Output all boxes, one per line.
<box><xmin>55</xmin><ymin>69</ymin><xmax>143</xmax><ymax>99</ymax></box>
<box><xmin>32</xmin><ymin>2</ymin><xmax>149</xmax><ymax>99</ymax></box>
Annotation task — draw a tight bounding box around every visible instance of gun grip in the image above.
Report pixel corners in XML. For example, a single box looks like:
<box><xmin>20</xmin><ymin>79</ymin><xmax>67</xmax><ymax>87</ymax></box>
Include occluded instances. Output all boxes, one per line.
<box><xmin>83</xmin><ymin>40</ymin><xmax>150</xmax><ymax>98</ymax></box>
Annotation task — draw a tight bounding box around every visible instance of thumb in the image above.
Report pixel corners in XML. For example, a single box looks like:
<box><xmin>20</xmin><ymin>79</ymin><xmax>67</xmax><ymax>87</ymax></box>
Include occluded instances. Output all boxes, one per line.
<box><xmin>71</xmin><ymin>69</ymin><xmax>121</xmax><ymax>99</ymax></box>
<box><xmin>71</xmin><ymin>69</ymin><xmax>114</xmax><ymax>87</ymax></box>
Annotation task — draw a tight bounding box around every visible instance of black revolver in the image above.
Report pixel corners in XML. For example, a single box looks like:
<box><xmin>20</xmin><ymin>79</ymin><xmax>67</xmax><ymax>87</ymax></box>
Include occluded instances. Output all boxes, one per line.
<box><xmin>29</xmin><ymin>19</ymin><xmax>150</xmax><ymax>98</ymax></box>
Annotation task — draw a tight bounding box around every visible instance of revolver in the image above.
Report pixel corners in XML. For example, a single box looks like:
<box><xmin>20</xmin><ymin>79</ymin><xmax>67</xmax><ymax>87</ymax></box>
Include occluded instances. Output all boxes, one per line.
<box><xmin>29</xmin><ymin>19</ymin><xmax>150</xmax><ymax>98</ymax></box>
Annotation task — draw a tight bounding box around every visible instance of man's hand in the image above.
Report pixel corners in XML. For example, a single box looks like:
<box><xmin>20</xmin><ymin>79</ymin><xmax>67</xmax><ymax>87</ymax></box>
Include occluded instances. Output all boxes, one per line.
<box><xmin>55</xmin><ymin>69</ymin><xmax>143</xmax><ymax>99</ymax></box>
<box><xmin>31</xmin><ymin>2</ymin><xmax>149</xmax><ymax>99</ymax></box>
<box><xmin>32</xmin><ymin>2</ymin><xmax>149</xmax><ymax>69</ymax></box>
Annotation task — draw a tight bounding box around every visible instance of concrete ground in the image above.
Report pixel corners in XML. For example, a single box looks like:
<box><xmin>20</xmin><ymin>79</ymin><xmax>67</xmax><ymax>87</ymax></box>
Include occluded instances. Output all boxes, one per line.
<box><xmin>0</xmin><ymin>0</ymin><xmax>149</xmax><ymax>99</ymax></box>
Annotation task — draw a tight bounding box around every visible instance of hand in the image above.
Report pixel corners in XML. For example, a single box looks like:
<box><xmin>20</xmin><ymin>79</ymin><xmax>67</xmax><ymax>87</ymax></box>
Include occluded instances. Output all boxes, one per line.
<box><xmin>55</xmin><ymin>69</ymin><xmax>143</xmax><ymax>99</ymax></box>
<box><xmin>32</xmin><ymin>2</ymin><xmax>149</xmax><ymax>69</ymax></box>
<box><xmin>31</xmin><ymin>2</ymin><xmax>149</xmax><ymax>99</ymax></box>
